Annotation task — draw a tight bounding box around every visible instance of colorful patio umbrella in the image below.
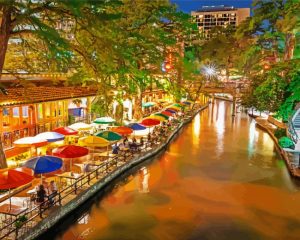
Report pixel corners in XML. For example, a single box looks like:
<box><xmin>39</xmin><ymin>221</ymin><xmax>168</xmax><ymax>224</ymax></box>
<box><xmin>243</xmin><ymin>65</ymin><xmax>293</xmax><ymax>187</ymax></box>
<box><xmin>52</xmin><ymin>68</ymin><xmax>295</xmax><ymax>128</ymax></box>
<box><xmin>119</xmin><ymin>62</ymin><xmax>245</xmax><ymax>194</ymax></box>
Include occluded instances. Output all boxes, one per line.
<box><xmin>172</xmin><ymin>103</ymin><xmax>184</xmax><ymax>108</ymax></box>
<box><xmin>78</xmin><ymin>136</ymin><xmax>110</xmax><ymax>147</ymax></box>
<box><xmin>142</xmin><ymin>102</ymin><xmax>156</xmax><ymax>108</ymax></box>
<box><xmin>15</xmin><ymin>167</ymin><xmax>34</xmax><ymax>176</ymax></box>
<box><xmin>93</xmin><ymin>117</ymin><xmax>115</xmax><ymax>124</ymax></box>
<box><xmin>22</xmin><ymin>155</ymin><xmax>63</xmax><ymax>174</ymax></box>
<box><xmin>153</xmin><ymin>113</ymin><xmax>169</xmax><ymax>120</ymax></box>
<box><xmin>182</xmin><ymin>100</ymin><xmax>193</xmax><ymax>105</ymax></box>
<box><xmin>13</xmin><ymin>137</ymin><xmax>48</xmax><ymax>148</ymax></box>
<box><xmin>0</xmin><ymin>168</ymin><xmax>34</xmax><ymax>190</ymax></box>
<box><xmin>0</xmin><ymin>168</ymin><xmax>34</xmax><ymax>209</ymax></box>
<box><xmin>53</xmin><ymin>127</ymin><xmax>78</xmax><ymax>136</ymax></box>
<box><xmin>166</xmin><ymin>107</ymin><xmax>179</xmax><ymax>112</ymax></box>
<box><xmin>165</xmin><ymin>108</ymin><xmax>177</xmax><ymax>114</ymax></box>
<box><xmin>111</xmin><ymin>126</ymin><xmax>133</xmax><ymax>135</ymax></box>
<box><xmin>127</xmin><ymin>123</ymin><xmax>146</xmax><ymax>131</ymax></box>
<box><xmin>147</xmin><ymin>115</ymin><xmax>166</xmax><ymax>122</ymax></box>
<box><xmin>35</xmin><ymin>132</ymin><xmax>65</xmax><ymax>142</ymax></box>
<box><xmin>52</xmin><ymin>145</ymin><xmax>89</xmax><ymax>158</ymax></box>
<box><xmin>53</xmin><ymin>145</ymin><xmax>89</xmax><ymax>172</ymax></box>
<box><xmin>68</xmin><ymin>122</ymin><xmax>92</xmax><ymax>131</ymax></box>
<box><xmin>140</xmin><ymin>118</ymin><xmax>161</xmax><ymax>127</ymax></box>
<box><xmin>95</xmin><ymin>131</ymin><xmax>122</xmax><ymax>141</ymax></box>
<box><xmin>161</xmin><ymin>111</ymin><xmax>174</xmax><ymax>117</ymax></box>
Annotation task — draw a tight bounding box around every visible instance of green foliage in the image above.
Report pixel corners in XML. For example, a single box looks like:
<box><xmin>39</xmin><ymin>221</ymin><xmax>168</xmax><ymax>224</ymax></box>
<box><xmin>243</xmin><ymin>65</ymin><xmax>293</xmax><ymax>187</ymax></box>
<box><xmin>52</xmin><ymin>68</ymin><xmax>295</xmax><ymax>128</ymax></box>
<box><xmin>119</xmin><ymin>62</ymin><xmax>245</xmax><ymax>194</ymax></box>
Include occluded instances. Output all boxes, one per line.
<box><xmin>278</xmin><ymin>136</ymin><xmax>295</xmax><ymax>149</ymax></box>
<box><xmin>274</xmin><ymin>128</ymin><xmax>286</xmax><ymax>139</ymax></box>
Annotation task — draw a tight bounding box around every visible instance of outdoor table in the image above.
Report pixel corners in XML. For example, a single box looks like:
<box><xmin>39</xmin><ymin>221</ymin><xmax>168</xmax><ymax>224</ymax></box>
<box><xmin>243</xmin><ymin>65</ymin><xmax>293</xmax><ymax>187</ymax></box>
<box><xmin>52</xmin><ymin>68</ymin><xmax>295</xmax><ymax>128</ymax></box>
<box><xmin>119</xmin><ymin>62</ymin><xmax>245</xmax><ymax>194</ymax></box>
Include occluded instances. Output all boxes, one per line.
<box><xmin>56</xmin><ymin>172</ymin><xmax>83</xmax><ymax>194</ymax></box>
<box><xmin>0</xmin><ymin>203</ymin><xmax>28</xmax><ymax>226</ymax></box>
<box><xmin>0</xmin><ymin>204</ymin><xmax>27</xmax><ymax>217</ymax></box>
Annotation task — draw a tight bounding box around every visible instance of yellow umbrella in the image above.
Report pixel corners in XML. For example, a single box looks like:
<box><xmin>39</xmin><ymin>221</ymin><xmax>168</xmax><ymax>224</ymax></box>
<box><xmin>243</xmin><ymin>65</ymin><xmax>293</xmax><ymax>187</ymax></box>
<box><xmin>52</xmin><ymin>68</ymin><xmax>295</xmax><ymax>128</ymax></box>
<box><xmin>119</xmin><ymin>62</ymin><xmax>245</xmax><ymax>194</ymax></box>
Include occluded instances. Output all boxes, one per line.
<box><xmin>150</xmin><ymin>114</ymin><xmax>168</xmax><ymax>121</ymax></box>
<box><xmin>78</xmin><ymin>136</ymin><xmax>110</xmax><ymax>147</ymax></box>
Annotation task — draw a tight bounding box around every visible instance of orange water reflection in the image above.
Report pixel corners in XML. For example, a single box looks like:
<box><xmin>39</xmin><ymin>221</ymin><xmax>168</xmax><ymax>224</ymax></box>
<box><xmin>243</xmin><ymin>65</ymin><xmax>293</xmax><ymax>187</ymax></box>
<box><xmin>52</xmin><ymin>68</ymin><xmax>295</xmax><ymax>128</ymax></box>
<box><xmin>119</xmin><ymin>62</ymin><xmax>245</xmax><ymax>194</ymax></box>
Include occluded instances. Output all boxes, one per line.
<box><xmin>60</xmin><ymin>101</ymin><xmax>300</xmax><ymax>240</ymax></box>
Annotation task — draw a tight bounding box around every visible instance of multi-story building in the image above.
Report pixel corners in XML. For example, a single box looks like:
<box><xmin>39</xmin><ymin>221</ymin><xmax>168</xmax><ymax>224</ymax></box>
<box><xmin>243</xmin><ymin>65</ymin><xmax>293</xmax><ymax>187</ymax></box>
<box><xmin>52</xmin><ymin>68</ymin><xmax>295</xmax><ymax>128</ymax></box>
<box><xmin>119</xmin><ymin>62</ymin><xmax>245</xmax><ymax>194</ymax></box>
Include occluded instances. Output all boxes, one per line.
<box><xmin>191</xmin><ymin>5</ymin><xmax>250</xmax><ymax>39</ymax></box>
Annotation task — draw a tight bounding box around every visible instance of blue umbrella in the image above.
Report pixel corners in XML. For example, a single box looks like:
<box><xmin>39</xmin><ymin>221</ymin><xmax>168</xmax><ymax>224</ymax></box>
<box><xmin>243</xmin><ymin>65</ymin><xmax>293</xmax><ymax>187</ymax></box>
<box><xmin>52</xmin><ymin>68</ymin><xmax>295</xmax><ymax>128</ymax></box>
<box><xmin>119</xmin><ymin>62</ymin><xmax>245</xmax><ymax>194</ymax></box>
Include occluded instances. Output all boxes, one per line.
<box><xmin>127</xmin><ymin>123</ymin><xmax>146</xmax><ymax>131</ymax></box>
<box><xmin>22</xmin><ymin>155</ymin><xmax>63</xmax><ymax>174</ymax></box>
<box><xmin>165</xmin><ymin>109</ymin><xmax>177</xmax><ymax>114</ymax></box>
<box><xmin>35</xmin><ymin>132</ymin><xmax>65</xmax><ymax>142</ymax></box>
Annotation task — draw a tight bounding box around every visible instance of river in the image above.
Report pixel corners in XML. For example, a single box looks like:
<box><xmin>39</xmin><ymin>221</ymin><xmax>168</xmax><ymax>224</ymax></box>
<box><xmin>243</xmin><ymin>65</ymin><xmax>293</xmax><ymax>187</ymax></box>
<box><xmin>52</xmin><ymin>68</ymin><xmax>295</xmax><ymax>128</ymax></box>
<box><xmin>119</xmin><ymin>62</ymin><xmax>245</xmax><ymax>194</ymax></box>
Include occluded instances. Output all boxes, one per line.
<box><xmin>57</xmin><ymin>101</ymin><xmax>300</xmax><ymax>240</ymax></box>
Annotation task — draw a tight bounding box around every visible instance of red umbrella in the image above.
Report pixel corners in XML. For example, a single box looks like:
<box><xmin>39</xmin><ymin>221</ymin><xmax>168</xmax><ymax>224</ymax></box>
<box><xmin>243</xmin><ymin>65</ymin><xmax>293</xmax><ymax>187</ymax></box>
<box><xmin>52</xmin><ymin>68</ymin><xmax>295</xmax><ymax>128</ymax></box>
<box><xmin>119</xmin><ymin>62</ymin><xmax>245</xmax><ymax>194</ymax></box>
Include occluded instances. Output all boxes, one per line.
<box><xmin>0</xmin><ymin>168</ymin><xmax>34</xmax><ymax>209</ymax></box>
<box><xmin>15</xmin><ymin>167</ymin><xmax>34</xmax><ymax>176</ymax></box>
<box><xmin>166</xmin><ymin>107</ymin><xmax>179</xmax><ymax>112</ymax></box>
<box><xmin>111</xmin><ymin>126</ymin><xmax>133</xmax><ymax>135</ymax></box>
<box><xmin>52</xmin><ymin>145</ymin><xmax>89</xmax><ymax>158</ymax></box>
<box><xmin>53</xmin><ymin>145</ymin><xmax>89</xmax><ymax>172</ymax></box>
<box><xmin>53</xmin><ymin>127</ymin><xmax>78</xmax><ymax>136</ymax></box>
<box><xmin>160</xmin><ymin>111</ymin><xmax>173</xmax><ymax>117</ymax></box>
<box><xmin>0</xmin><ymin>168</ymin><xmax>34</xmax><ymax>190</ymax></box>
<box><xmin>140</xmin><ymin>118</ymin><xmax>161</xmax><ymax>127</ymax></box>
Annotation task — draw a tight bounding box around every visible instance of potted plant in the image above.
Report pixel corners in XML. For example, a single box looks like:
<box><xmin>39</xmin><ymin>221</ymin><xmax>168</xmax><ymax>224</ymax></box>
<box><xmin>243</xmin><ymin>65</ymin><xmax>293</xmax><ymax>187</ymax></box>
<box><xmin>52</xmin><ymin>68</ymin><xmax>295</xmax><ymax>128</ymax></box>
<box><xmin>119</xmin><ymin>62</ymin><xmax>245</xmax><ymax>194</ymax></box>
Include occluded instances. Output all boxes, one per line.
<box><xmin>15</xmin><ymin>215</ymin><xmax>28</xmax><ymax>228</ymax></box>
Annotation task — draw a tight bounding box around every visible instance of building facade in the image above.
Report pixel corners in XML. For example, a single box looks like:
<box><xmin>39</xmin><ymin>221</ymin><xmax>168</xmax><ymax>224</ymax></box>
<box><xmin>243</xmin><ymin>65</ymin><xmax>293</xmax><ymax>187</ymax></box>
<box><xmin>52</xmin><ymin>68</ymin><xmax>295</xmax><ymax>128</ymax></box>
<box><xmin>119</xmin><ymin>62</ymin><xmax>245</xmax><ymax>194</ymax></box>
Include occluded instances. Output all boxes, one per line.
<box><xmin>0</xmin><ymin>77</ymin><xmax>97</xmax><ymax>159</ymax></box>
<box><xmin>191</xmin><ymin>5</ymin><xmax>250</xmax><ymax>39</ymax></box>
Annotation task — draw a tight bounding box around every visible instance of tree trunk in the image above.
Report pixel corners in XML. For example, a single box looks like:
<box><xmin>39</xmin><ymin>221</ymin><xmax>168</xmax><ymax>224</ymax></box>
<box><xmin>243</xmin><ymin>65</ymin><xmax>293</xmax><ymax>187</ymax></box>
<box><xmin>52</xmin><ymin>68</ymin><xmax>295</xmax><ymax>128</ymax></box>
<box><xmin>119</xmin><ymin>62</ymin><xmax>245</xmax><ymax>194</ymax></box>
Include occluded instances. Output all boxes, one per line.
<box><xmin>0</xmin><ymin>6</ymin><xmax>12</xmax><ymax>168</ymax></box>
<box><xmin>133</xmin><ymin>88</ymin><xmax>143</xmax><ymax>120</ymax></box>
<box><xmin>0</xmin><ymin>6</ymin><xmax>12</xmax><ymax>79</ymax></box>
<box><xmin>284</xmin><ymin>33</ymin><xmax>296</xmax><ymax>61</ymax></box>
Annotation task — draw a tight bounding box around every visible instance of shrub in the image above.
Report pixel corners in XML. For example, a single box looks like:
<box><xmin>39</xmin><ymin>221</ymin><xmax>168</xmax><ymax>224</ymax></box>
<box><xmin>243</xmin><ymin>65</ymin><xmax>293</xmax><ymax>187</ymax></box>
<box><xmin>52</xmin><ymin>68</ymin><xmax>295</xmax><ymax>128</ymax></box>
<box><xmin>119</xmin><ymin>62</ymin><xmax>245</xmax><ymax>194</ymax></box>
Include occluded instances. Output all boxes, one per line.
<box><xmin>274</xmin><ymin>128</ymin><xmax>286</xmax><ymax>139</ymax></box>
<box><xmin>278</xmin><ymin>137</ymin><xmax>295</xmax><ymax>149</ymax></box>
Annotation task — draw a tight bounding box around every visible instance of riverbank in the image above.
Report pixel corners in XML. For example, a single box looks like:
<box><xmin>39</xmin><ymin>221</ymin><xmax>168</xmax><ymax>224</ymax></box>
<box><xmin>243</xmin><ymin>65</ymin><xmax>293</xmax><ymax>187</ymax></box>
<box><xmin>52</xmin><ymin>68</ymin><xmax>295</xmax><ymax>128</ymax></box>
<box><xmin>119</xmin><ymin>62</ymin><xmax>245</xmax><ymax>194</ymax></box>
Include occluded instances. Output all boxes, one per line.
<box><xmin>255</xmin><ymin>117</ymin><xmax>300</xmax><ymax>179</ymax></box>
<box><xmin>18</xmin><ymin>104</ymin><xmax>208</xmax><ymax>240</ymax></box>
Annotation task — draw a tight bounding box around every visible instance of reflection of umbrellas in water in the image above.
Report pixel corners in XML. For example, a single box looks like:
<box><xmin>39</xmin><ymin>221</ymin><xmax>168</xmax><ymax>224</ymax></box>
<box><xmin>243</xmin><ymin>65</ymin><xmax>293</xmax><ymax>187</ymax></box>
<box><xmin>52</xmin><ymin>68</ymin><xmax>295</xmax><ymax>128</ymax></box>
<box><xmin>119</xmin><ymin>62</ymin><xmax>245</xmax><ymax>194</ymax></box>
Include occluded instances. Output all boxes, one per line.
<box><xmin>0</xmin><ymin>168</ymin><xmax>34</xmax><ymax>209</ymax></box>
<box><xmin>52</xmin><ymin>145</ymin><xmax>89</xmax><ymax>171</ymax></box>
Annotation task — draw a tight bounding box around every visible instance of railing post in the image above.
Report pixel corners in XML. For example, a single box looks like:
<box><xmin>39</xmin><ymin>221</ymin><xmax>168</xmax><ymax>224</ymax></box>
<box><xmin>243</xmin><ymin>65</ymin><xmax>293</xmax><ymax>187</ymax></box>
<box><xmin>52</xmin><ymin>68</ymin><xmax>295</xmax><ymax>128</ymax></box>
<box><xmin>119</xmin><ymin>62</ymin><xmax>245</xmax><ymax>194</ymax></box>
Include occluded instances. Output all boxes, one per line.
<box><xmin>58</xmin><ymin>192</ymin><xmax>62</xmax><ymax>206</ymax></box>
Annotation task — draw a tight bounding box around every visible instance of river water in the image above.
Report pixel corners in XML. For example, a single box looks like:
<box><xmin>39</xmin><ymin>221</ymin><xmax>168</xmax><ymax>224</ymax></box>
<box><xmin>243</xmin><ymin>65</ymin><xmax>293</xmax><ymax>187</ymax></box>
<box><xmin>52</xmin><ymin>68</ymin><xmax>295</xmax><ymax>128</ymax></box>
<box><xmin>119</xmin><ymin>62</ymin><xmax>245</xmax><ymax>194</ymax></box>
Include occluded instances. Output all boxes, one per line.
<box><xmin>58</xmin><ymin>101</ymin><xmax>300</xmax><ymax>240</ymax></box>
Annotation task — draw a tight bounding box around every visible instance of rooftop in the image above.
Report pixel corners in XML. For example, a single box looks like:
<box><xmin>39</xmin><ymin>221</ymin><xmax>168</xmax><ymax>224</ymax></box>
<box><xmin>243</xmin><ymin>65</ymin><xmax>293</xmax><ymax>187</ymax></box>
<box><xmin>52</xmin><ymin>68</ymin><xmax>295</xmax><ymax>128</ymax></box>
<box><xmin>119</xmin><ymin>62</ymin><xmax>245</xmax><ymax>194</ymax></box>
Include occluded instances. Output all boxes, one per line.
<box><xmin>0</xmin><ymin>84</ymin><xmax>97</xmax><ymax>106</ymax></box>
<box><xmin>193</xmin><ymin>5</ymin><xmax>237</xmax><ymax>13</ymax></box>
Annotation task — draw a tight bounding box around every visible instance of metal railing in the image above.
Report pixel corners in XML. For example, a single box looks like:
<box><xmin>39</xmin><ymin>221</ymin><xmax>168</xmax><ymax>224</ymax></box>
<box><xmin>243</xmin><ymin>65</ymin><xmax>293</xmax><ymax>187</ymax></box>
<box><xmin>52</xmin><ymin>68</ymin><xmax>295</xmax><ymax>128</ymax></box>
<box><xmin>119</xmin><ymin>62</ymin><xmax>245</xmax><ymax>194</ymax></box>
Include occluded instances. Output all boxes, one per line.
<box><xmin>288</xmin><ymin>122</ymin><xmax>299</xmax><ymax>144</ymax></box>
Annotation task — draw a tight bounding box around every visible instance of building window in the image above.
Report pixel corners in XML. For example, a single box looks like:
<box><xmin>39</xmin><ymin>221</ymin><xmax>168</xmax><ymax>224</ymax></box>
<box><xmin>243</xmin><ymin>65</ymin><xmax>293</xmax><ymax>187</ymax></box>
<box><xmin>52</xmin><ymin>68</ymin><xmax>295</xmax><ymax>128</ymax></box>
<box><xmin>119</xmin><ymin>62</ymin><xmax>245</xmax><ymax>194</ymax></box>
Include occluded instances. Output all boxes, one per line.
<box><xmin>38</xmin><ymin>104</ymin><xmax>43</xmax><ymax>120</ymax></box>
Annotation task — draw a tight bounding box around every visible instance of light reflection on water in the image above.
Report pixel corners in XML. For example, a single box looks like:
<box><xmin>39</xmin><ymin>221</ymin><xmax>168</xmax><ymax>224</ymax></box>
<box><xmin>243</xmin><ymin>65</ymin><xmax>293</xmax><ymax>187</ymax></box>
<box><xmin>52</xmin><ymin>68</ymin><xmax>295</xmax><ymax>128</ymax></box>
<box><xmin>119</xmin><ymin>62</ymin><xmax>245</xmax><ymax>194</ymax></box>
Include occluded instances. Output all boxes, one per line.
<box><xmin>59</xmin><ymin>101</ymin><xmax>300</xmax><ymax>240</ymax></box>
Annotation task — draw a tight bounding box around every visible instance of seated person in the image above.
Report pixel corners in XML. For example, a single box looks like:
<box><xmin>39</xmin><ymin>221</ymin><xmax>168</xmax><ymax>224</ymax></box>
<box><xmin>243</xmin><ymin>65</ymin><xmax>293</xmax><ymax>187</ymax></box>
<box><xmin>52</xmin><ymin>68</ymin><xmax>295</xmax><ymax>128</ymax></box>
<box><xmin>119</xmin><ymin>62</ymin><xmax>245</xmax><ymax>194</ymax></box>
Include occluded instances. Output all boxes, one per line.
<box><xmin>112</xmin><ymin>144</ymin><xmax>120</xmax><ymax>154</ymax></box>
<box><xmin>139</xmin><ymin>138</ymin><xmax>144</xmax><ymax>146</ymax></box>
<box><xmin>132</xmin><ymin>137</ymin><xmax>137</xmax><ymax>143</ymax></box>
<box><xmin>48</xmin><ymin>180</ymin><xmax>58</xmax><ymax>205</ymax></box>
<box><xmin>147</xmin><ymin>133</ymin><xmax>151</xmax><ymax>142</ymax></box>
<box><xmin>36</xmin><ymin>185</ymin><xmax>47</xmax><ymax>203</ymax></box>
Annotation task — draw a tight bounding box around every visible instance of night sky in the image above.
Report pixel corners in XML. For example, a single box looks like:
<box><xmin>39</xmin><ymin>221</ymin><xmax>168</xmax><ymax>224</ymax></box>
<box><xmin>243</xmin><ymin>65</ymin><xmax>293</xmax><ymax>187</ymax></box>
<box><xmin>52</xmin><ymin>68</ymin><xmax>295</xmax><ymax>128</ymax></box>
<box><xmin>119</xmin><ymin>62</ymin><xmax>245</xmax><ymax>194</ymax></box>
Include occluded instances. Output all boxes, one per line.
<box><xmin>171</xmin><ymin>0</ymin><xmax>253</xmax><ymax>13</ymax></box>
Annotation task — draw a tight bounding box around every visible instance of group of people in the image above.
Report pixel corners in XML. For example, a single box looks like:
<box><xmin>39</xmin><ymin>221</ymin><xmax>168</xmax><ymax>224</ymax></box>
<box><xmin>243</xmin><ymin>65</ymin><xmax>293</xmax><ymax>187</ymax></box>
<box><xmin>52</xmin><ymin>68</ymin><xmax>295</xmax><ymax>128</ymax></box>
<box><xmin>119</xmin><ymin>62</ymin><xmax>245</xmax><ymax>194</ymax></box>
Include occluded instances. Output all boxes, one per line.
<box><xmin>36</xmin><ymin>179</ymin><xmax>58</xmax><ymax>205</ymax></box>
<box><xmin>112</xmin><ymin>136</ymin><xmax>144</xmax><ymax>154</ymax></box>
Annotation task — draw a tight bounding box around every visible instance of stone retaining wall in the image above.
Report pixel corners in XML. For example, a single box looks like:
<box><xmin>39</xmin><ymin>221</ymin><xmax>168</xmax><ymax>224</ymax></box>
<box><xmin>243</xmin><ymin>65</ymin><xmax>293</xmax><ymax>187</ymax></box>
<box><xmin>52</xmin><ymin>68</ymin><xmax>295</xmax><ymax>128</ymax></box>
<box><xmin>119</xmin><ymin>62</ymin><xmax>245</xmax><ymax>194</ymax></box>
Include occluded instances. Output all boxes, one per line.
<box><xmin>22</xmin><ymin>105</ymin><xmax>208</xmax><ymax>240</ymax></box>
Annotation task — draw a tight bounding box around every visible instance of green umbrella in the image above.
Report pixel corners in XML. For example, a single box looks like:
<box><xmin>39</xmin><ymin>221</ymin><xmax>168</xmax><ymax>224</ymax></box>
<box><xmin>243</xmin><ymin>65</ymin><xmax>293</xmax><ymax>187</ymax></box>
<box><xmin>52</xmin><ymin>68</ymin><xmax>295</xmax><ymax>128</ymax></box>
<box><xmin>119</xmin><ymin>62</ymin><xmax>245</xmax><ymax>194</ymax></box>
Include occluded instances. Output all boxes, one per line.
<box><xmin>142</xmin><ymin>102</ymin><xmax>155</xmax><ymax>108</ymax></box>
<box><xmin>95</xmin><ymin>131</ymin><xmax>122</xmax><ymax>141</ymax></box>
<box><xmin>172</xmin><ymin>103</ymin><xmax>184</xmax><ymax>108</ymax></box>
<box><xmin>153</xmin><ymin>113</ymin><xmax>169</xmax><ymax>120</ymax></box>
<box><xmin>93</xmin><ymin>117</ymin><xmax>115</xmax><ymax>124</ymax></box>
